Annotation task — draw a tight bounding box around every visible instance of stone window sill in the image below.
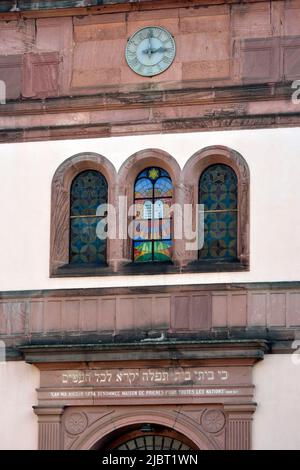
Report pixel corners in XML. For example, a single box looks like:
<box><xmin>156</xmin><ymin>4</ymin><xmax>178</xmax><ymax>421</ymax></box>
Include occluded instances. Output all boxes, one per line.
<box><xmin>182</xmin><ymin>260</ymin><xmax>248</xmax><ymax>273</ymax></box>
<box><xmin>51</xmin><ymin>260</ymin><xmax>248</xmax><ymax>277</ymax></box>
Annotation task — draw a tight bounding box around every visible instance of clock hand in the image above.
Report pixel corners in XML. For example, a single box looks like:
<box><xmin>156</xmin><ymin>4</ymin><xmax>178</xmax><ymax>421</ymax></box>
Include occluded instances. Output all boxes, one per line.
<box><xmin>153</xmin><ymin>46</ymin><xmax>172</xmax><ymax>53</ymax></box>
<box><xmin>147</xmin><ymin>29</ymin><xmax>153</xmax><ymax>59</ymax></box>
<box><xmin>142</xmin><ymin>46</ymin><xmax>172</xmax><ymax>54</ymax></box>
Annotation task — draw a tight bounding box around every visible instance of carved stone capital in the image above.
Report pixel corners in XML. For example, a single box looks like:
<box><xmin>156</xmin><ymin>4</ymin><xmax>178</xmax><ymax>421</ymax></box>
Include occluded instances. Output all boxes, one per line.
<box><xmin>33</xmin><ymin>406</ymin><xmax>64</xmax><ymax>450</ymax></box>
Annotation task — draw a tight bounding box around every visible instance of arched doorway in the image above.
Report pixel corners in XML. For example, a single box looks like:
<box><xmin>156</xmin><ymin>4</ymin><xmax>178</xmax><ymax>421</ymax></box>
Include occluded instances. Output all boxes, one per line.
<box><xmin>91</xmin><ymin>423</ymin><xmax>199</xmax><ymax>451</ymax></box>
<box><xmin>66</xmin><ymin>407</ymin><xmax>219</xmax><ymax>450</ymax></box>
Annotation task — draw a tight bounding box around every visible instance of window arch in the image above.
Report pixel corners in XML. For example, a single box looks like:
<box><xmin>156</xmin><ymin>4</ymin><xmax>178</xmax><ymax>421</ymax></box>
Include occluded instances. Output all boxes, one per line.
<box><xmin>133</xmin><ymin>167</ymin><xmax>173</xmax><ymax>263</ymax></box>
<box><xmin>199</xmin><ymin>164</ymin><xmax>238</xmax><ymax>262</ymax></box>
<box><xmin>182</xmin><ymin>146</ymin><xmax>249</xmax><ymax>269</ymax></box>
<box><xmin>69</xmin><ymin>170</ymin><xmax>108</xmax><ymax>265</ymax></box>
<box><xmin>50</xmin><ymin>153</ymin><xmax>116</xmax><ymax>276</ymax></box>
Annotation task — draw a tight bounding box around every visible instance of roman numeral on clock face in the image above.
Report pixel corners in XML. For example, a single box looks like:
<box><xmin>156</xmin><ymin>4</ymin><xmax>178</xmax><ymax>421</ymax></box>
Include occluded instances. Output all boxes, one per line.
<box><xmin>139</xmin><ymin>32</ymin><xmax>148</xmax><ymax>41</ymax></box>
<box><xmin>128</xmin><ymin>58</ymin><xmax>139</xmax><ymax>68</ymax></box>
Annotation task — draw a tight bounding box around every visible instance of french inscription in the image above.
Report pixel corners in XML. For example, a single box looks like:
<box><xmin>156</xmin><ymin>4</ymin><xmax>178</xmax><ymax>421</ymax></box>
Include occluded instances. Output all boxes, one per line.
<box><xmin>49</xmin><ymin>388</ymin><xmax>239</xmax><ymax>400</ymax></box>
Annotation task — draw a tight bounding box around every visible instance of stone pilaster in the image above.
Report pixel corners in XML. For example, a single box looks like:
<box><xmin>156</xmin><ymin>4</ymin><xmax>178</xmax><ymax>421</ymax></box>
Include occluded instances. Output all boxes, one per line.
<box><xmin>34</xmin><ymin>406</ymin><xmax>64</xmax><ymax>450</ymax></box>
<box><xmin>224</xmin><ymin>405</ymin><xmax>256</xmax><ymax>450</ymax></box>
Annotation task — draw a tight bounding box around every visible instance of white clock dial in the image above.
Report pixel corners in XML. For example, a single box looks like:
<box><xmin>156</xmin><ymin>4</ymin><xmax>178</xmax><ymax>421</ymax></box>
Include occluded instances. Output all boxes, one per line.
<box><xmin>125</xmin><ymin>26</ymin><xmax>176</xmax><ymax>77</ymax></box>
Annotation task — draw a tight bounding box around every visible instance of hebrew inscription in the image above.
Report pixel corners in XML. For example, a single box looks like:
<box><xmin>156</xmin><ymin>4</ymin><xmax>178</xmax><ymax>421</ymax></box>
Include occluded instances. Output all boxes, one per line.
<box><xmin>60</xmin><ymin>368</ymin><xmax>229</xmax><ymax>387</ymax></box>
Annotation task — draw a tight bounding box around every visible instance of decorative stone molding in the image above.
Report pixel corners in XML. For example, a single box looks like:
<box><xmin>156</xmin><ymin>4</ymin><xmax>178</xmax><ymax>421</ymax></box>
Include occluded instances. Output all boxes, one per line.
<box><xmin>22</xmin><ymin>52</ymin><xmax>60</xmax><ymax>99</ymax></box>
<box><xmin>40</xmin><ymin>401</ymin><xmax>253</xmax><ymax>450</ymax></box>
<box><xmin>64</xmin><ymin>412</ymin><xmax>88</xmax><ymax>435</ymax></box>
<box><xmin>67</xmin><ymin>407</ymin><xmax>215</xmax><ymax>450</ymax></box>
<box><xmin>201</xmin><ymin>409</ymin><xmax>226</xmax><ymax>434</ymax></box>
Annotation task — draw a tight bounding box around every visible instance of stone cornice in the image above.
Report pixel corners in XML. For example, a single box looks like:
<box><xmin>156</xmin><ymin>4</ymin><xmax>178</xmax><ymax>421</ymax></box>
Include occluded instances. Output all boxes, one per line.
<box><xmin>0</xmin><ymin>83</ymin><xmax>298</xmax><ymax>143</ymax></box>
<box><xmin>2</xmin><ymin>280</ymin><xmax>300</xmax><ymax>299</ymax></box>
<box><xmin>0</xmin><ymin>1</ymin><xmax>269</xmax><ymax>19</ymax></box>
<box><xmin>0</xmin><ymin>281</ymin><xmax>300</xmax><ymax>360</ymax></box>
<box><xmin>18</xmin><ymin>339</ymin><xmax>269</xmax><ymax>365</ymax></box>
<box><xmin>2</xmin><ymin>113</ymin><xmax>300</xmax><ymax>144</ymax></box>
<box><xmin>0</xmin><ymin>82</ymin><xmax>292</xmax><ymax>116</ymax></box>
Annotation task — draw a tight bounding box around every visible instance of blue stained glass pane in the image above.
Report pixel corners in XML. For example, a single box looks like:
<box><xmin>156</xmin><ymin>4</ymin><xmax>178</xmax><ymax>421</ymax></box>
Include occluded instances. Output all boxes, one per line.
<box><xmin>70</xmin><ymin>170</ymin><xmax>108</xmax><ymax>265</ymax></box>
<box><xmin>200</xmin><ymin>164</ymin><xmax>237</xmax><ymax>211</ymax></box>
<box><xmin>154</xmin><ymin>177</ymin><xmax>173</xmax><ymax>198</ymax></box>
<box><xmin>134</xmin><ymin>178</ymin><xmax>153</xmax><ymax>199</ymax></box>
<box><xmin>199</xmin><ymin>165</ymin><xmax>238</xmax><ymax>261</ymax></box>
<box><xmin>135</xmin><ymin>167</ymin><xmax>171</xmax><ymax>183</ymax></box>
<box><xmin>70</xmin><ymin>217</ymin><xmax>106</xmax><ymax>264</ymax></box>
<box><xmin>70</xmin><ymin>170</ymin><xmax>107</xmax><ymax>216</ymax></box>
<box><xmin>199</xmin><ymin>209</ymin><xmax>237</xmax><ymax>260</ymax></box>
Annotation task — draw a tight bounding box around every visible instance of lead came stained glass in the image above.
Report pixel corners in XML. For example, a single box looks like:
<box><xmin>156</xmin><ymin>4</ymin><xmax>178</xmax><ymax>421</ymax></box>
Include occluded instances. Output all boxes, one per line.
<box><xmin>115</xmin><ymin>435</ymin><xmax>192</xmax><ymax>450</ymax></box>
<box><xmin>154</xmin><ymin>177</ymin><xmax>173</xmax><ymax>198</ymax></box>
<box><xmin>199</xmin><ymin>164</ymin><xmax>238</xmax><ymax>261</ymax></box>
<box><xmin>134</xmin><ymin>178</ymin><xmax>153</xmax><ymax>199</ymax></box>
<box><xmin>133</xmin><ymin>167</ymin><xmax>173</xmax><ymax>263</ymax></box>
<box><xmin>70</xmin><ymin>170</ymin><xmax>108</xmax><ymax>264</ymax></box>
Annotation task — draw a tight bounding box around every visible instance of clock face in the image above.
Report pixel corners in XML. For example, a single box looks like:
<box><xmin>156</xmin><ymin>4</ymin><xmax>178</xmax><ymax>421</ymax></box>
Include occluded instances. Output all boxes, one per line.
<box><xmin>125</xmin><ymin>26</ymin><xmax>176</xmax><ymax>77</ymax></box>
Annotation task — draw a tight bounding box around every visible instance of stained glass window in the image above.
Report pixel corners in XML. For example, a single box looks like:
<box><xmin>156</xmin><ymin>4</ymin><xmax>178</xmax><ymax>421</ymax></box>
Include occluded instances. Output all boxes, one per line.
<box><xmin>70</xmin><ymin>170</ymin><xmax>108</xmax><ymax>264</ymax></box>
<box><xmin>133</xmin><ymin>167</ymin><xmax>173</xmax><ymax>263</ymax></box>
<box><xmin>199</xmin><ymin>164</ymin><xmax>238</xmax><ymax>261</ymax></box>
<box><xmin>115</xmin><ymin>435</ymin><xmax>192</xmax><ymax>450</ymax></box>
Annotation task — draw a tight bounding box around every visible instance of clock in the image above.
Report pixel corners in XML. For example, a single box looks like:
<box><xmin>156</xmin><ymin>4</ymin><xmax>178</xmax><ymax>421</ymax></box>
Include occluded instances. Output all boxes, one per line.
<box><xmin>125</xmin><ymin>26</ymin><xmax>176</xmax><ymax>77</ymax></box>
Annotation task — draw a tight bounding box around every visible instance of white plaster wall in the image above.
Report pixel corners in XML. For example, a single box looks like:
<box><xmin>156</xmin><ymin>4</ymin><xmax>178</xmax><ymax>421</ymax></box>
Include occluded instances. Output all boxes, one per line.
<box><xmin>0</xmin><ymin>361</ymin><xmax>39</xmax><ymax>450</ymax></box>
<box><xmin>0</xmin><ymin>127</ymin><xmax>299</xmax><ymax>291</ymax></box>
<box><xmin>253</xmin><ymin>354</ymin><xmax>300</xmax><ymax>450</ymax></box>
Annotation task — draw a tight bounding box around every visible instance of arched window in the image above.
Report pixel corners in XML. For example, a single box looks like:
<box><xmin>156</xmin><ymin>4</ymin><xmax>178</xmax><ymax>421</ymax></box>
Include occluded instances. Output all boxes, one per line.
<box><xmin>133</xmin><ymin>167</ymin><xmax>173</xmax><ymax>263</ymax></box>
<box><xmin>199</xmin><ymin>164</ymin><xmax>238</xmax><ymax>261</ymax></box>
<box><xmin>70</xmin><ymin>170</ymin><xmax>108</xmax><ymax>264</ymax></box>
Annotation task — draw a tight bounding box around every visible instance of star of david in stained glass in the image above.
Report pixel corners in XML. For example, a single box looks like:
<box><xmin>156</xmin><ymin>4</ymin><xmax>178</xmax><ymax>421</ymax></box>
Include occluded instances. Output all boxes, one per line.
<box><xmin>148</xmin><ymin>168</ymin><xmax>160</xmax><ymax>180</ymax></box>
<box><xmin>133</xmin><ymin>167</ymin><xmax>173</xmax><ymax>263</ymax></box>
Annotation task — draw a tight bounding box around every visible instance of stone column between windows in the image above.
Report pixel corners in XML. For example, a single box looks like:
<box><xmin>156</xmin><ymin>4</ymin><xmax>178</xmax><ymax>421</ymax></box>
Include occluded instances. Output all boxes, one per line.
<box><xmin>172</xmin><ymin>181</ymin><xmax>187</xmax><ymax>267</ymax></box>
